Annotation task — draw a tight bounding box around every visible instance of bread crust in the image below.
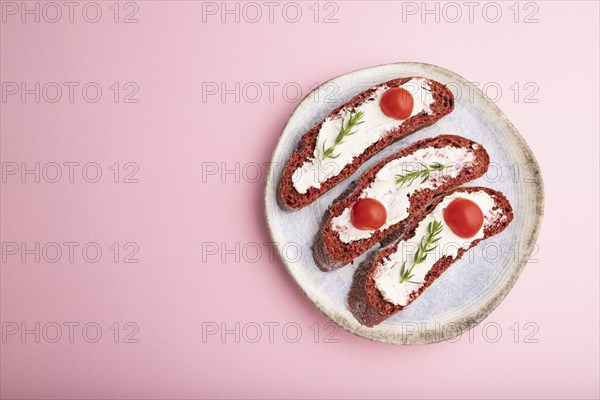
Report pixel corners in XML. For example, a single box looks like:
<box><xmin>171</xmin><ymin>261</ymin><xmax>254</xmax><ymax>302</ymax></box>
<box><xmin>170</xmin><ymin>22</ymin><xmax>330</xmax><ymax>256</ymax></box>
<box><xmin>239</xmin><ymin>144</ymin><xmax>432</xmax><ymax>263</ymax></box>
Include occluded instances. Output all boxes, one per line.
<box><xmin>278</xmin><ymin>77</ymin><xmax>455</xmax><ymax>210</ymax></box>
<box><xmin>348</xmin><ymin>186</ymin><xmax>514</xmax><ymax>327</ymax></box>
<box><xmin>313</xmin><ymin>135</ymin><xmax>490</xmax><ymax>272</ymax></box>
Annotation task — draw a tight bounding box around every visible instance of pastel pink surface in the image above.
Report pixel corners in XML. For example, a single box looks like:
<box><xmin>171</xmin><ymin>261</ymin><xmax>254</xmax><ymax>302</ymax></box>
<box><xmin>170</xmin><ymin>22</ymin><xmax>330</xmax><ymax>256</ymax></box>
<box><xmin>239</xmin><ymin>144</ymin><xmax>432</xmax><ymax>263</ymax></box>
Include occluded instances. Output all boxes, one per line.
<box><xmin>1</xmin><ymin>2</ymin><xmax>598</xmax><ymax>399</ymax></box>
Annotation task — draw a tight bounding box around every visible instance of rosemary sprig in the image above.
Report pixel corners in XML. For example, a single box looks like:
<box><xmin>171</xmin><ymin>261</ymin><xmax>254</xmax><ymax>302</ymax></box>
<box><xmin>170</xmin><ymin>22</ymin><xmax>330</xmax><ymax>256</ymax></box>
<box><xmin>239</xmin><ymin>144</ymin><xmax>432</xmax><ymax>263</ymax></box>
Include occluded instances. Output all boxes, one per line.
<box><xmin>322</xmin><ymin>111</ymin><xmax>365</xmax><ymax>159</ymax></box>
<box><xmin>399</xmin><ymin>219</ymin><xmax>444</xmax><ymax>284</ymax></box>
<box><xmin>395</xmin><ymin>162</ymin><xmax>451</xmax><ymax>187</ymax></box>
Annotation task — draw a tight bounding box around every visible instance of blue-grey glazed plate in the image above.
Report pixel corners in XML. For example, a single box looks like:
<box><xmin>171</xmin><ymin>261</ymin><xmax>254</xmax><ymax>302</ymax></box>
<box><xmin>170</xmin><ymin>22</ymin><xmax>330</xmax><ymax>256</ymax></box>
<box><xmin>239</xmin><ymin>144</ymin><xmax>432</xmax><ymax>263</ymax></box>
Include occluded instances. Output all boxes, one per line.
<box><xmin>264</xmin><ymin>62</ymin><xmax>544</xmax><ymax>344</ymax></box>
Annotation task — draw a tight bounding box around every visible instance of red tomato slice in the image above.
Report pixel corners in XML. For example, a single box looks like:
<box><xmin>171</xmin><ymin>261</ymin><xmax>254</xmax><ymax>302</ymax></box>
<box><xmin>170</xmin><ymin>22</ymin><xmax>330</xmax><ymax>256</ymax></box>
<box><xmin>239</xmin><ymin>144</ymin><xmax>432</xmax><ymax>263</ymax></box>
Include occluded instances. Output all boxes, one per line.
<box><xmin>351</xmin><ymin>198</ymin><xmax>387</xmax><ymax>230</ymax></box>
<box><xmin>380</xmin><ymin>87</ymin><xmax>414</xmax><ymax>120</ymax></box>
<box><xmin>443</xmin><ymin>198</ymin><xmax>484</xmax><ymax>239</ymax></box>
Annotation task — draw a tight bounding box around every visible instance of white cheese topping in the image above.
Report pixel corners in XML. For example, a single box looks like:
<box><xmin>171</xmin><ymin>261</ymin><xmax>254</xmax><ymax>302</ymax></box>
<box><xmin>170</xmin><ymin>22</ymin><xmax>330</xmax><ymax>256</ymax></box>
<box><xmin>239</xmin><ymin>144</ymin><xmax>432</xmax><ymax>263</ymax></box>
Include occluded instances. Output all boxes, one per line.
<box><xmin>331</xmin><ymin>145</ymin><xmax>476</xmax><ymax>243</ymax></box>
<box><xmin>373</xmin><ymin>190</ymin><xmax>503</xmax><ymax>307</ymax></box>
<box><xmin>292</xmin><ymin>78</ymin><xmax>435</xmax><ymax>194</ymax></box>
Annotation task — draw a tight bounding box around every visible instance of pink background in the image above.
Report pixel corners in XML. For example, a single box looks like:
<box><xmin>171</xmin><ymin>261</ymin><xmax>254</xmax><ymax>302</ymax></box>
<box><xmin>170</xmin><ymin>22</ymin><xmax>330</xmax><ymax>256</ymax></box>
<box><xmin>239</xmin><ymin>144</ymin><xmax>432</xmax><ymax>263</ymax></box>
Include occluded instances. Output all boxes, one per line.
<box><xmin>1</xmin><ymin>1</ymin><xmax>598</xmax><ymax>399</ymax></box>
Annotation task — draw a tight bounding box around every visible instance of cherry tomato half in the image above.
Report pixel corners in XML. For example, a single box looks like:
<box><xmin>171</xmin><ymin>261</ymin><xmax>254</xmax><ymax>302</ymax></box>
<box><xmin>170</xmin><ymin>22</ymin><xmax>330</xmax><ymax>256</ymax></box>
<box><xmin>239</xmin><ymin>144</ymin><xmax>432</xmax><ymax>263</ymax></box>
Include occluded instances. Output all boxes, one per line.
<box><xmin>351</xmin><ymin>198</ymin><xmax>387</xmax><ymax>230</ymax></box>
<box><xmin>443</xmin><ymin>198</ymin><xmax>484</xmax><ymax>239</ymax></box>
<box><xmin>380</xmin><ymin>87</ymin><xmax>414</xmax><ymax>120</ymax></box>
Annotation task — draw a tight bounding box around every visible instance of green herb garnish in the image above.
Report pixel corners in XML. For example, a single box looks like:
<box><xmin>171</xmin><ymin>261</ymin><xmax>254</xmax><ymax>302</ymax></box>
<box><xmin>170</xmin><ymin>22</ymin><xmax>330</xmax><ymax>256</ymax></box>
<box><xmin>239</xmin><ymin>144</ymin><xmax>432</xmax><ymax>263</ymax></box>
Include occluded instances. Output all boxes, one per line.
<box><xmin>399</xmin><ymin>219</ymin><xmax>444</xmax><ymax>284</ymax></box>
<box><xmin>322</xmin><ymin>111</ymin><xmax>365</xmax><ymax>159</ymax></box>
<box><xmin>395</xmin><ymin>162</ymin><xmax>451</xmax><ymax>186</ymax></box>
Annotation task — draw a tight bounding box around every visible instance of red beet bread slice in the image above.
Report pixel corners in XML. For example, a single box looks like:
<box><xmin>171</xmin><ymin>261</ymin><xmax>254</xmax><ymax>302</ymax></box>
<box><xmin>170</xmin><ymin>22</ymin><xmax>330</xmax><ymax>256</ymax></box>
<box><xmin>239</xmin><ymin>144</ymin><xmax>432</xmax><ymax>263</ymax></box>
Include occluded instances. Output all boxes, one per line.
<box><xmin>278</xmin><ymin>77</ymin><xmax>455</xmax><ymax>210</ymax></box>
<box><xmin>313</xmin><ymin>135</ymin><xmax>490</xmax><ymax>272</ymax></box>
<box><xmin>349</xmin><ymin>186</ymin><xmax>514</xmax><ymax>327</ymax></box>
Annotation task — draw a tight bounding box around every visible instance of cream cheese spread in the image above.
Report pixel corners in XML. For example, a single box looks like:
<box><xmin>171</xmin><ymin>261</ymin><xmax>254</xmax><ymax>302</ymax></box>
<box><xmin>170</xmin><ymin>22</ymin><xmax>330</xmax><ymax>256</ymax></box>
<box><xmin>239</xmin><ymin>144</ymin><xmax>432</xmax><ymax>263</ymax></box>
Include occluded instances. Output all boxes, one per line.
<box><xmin>292</xmin><ymin>78</ymin><xmax>435</xmax><ymax>194</ymax></box>
<box><xmin>331</xmin><ymin>146</ymin><xmax>476</xmax><ymax>243</ymax></box>
<box><xmin>373</xmin><ymin>190</ymin><xmax>502</xmax><ymax>306</ymax></box>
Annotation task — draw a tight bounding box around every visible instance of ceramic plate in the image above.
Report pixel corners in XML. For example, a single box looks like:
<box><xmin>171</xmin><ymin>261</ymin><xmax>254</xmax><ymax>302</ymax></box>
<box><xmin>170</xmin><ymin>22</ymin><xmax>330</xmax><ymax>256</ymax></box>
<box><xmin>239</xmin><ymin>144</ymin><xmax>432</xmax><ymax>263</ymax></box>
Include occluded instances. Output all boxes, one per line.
<box><xmin>264</xmin><ymin>62</ymin><xmax>544</xmax><ymax>344</ymax></box>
